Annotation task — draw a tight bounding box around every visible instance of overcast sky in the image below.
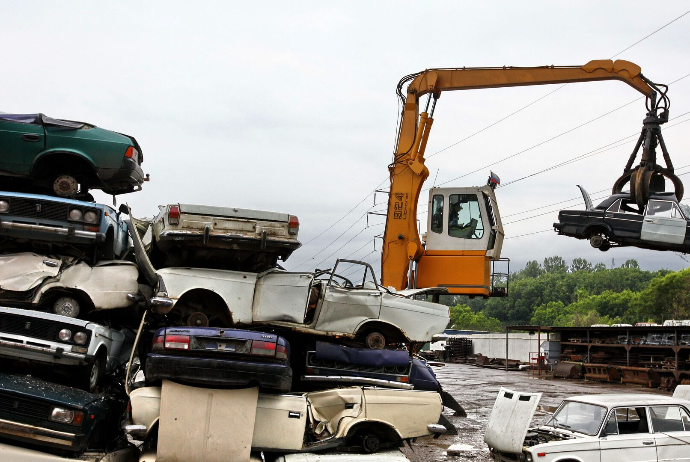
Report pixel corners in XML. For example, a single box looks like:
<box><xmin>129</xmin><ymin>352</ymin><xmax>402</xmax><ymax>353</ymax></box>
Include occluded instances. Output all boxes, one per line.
<box><xmin>2</xmin><ymin>1</ymin><xmax>689</xmax><ymax>275</ymax></box>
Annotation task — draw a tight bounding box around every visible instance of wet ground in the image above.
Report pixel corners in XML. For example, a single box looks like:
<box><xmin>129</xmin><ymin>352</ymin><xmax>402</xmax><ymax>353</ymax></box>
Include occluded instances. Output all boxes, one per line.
<box><xmin>400</xmin><ymin>362</ymin><xmax>671</xmax><ymax>461</ymax></box>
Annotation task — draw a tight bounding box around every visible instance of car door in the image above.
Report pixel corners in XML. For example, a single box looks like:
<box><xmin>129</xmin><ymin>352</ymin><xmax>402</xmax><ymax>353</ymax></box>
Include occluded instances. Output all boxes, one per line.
<box><xmin>0</xmin><ymin>115</ymin><xmax>45</xmax><ymax>175</ymax></box>
<box><xmin>641</xmin><ymin>200</ymin><xmax>687</xmax><ymax>244</ymax></box>
<box><xmin>603</xmin><ymin>198</ymin><xmax>644</xmax><ymax>239</ymax></box>
<box><xmin>314</xmin><ymin>261</ymin><xmax>382</xmax><ymax>335</ymax></box>
<box><xmin>599</xmin><ymin>407</ymin><xmax>658</xmax><ymax>462</ymax></box>
<box><xmin>649</xmin><ymin>405</ymin><xmax>690</xmax><ymax>462</ymax></box>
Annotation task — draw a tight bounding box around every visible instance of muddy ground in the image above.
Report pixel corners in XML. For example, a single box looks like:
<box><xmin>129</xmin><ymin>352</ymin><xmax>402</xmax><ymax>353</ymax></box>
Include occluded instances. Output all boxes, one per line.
<box><xmin>400</xmin><ymin>362</ymin><xmax>671</xmax><ymax>461</ymax></box>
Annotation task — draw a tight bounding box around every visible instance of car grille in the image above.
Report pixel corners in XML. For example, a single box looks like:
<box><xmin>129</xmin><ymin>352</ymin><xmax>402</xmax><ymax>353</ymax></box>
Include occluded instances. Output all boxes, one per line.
<box><xmin>0</xmin><ymin>391</ymin><xmax>51</xmax><ymax>421</ymax></box>
<box><xmin>1</xmin><ymin>196</ymin><xmax>70</xmax><ymax>222</ymax></box>
<box><xmin>0</xmin><ymin>313</ymin><xmax>60</xmax><ymax>342</ymax></box>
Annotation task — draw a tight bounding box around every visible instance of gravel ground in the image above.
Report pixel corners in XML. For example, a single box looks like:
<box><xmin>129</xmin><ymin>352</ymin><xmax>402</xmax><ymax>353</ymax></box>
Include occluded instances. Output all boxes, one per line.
<box><xmin>401</xmin><ymin>362</ymin><xmax>671</xmax><ymax>461</ymax></box>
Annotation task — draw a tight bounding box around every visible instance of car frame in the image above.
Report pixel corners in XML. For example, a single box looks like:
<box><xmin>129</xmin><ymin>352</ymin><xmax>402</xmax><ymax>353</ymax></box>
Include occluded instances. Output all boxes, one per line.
<box><xmin>0</xmin><ymin>252</ymin><xmax>141</xmax><ymax>318</ymax></box>
<box><xmin>128</xmin><ymin>216</ymin><xmax>449</xmax><ymax>348</ymax></box>
<box><xmin>144</xmin><ymin>326</ymin><xmax>292</xmax><ymax>392</ymax></box>
<box><xmin>0</xmin><ymin>113</ymin><xmax>146</xmax><ymax>197</ymax></box>
<box><xmin>0</xmin><ymin>372</ymin><xmax>127</xmax><ymax>454</ymax></box>
<box><xmin>0</xmin><ymin>191</ymin><xmax>130</xmax><ymax>261</ymax></box>
<box><xmin>554</xmin><ymin>187</ymin><xmax>690</xmax><ymax>252</ymax></box>
<box><xmin>486</xmin><ymin>387</ymin><xmax>690</xmax><ymax>462</ymax></box>
<box><xmin>0</xmin><ymin>307</ymin><xmax>134</xmax><ymax>391</ymax></box>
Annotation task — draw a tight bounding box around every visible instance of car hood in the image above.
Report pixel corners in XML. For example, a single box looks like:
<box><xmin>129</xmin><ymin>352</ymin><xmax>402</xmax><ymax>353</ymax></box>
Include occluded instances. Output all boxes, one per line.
<box><xmin>0</xmin><ymin>253</ymin><xmax>64</xmax><ymax>291</ymax></box>
<box><xmin>484</xmin><ymin>387</ymin><xmax>541</xmax><ymax>454</ymax></box>
<box><xmin>0</xmin><ymin>372</ymin><xmax>102</xmax><ymax>409</ymax></box>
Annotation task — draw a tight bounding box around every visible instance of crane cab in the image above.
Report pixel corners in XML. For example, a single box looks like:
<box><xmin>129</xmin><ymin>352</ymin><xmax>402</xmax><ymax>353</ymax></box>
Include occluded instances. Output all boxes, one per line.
<box><xmin>416</xmin><ymin>183</ymin><xmax>507</xmax><ymax>297</ymax></box>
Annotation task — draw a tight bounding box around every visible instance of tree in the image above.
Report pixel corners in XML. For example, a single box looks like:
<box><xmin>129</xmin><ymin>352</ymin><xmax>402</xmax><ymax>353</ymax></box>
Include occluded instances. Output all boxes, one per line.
<box><xmin>449</xmin><ymin>304</ymin><xmax>503</xmax><ymax>332</ymax></box>
<box><xmin>543</xmin><ymin>256</ymin><xmax>568</xmax><ymax>274</ymax></box>
<box><xmin>570</xmin><ymin>258</ymin><xmax>592</xmax><ymax>273</ymax></box>
<box><xmin>521</xmin><ymin>260</ymin><xmax>544</xmax><ymax>279</ymax></box>
<box><xmin>621</xmin><ymin>259</ymin><xmax>640</xmax><ymax>269</ymax></box>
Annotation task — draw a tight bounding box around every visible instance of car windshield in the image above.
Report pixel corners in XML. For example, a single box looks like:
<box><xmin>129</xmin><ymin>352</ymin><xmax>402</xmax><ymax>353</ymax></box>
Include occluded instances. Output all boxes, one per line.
<box><xmin>547</xmin><ymin>401</ymin><xmax>606</xmax><ymax>436</ymax></box>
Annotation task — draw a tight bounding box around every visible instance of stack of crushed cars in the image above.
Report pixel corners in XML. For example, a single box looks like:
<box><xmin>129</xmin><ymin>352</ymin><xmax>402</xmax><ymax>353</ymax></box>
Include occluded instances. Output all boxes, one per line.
<box><xmin>0</xmin><ymin>113</ymin><xmax>458</xmax><ymax>462</ymax></box>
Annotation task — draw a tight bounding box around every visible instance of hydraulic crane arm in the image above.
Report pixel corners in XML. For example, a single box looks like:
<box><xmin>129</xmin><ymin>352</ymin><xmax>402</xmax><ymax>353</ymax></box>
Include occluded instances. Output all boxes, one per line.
<box><xmin>382</xmin><ymin>59</ymin><xmax>656</xmax><ymax>291</ymax></box>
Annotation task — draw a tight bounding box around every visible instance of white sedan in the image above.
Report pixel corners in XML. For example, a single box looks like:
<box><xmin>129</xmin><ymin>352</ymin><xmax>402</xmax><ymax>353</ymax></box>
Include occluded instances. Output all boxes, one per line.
<box><xmin>486</xmin><ymin>387</ymin><xmax>690</xmax><ymax>462</ymax></box>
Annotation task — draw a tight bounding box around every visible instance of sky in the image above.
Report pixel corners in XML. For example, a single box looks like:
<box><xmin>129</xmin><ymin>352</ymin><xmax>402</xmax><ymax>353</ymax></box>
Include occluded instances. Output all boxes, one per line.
<box><xmin>2</xmin><ymin>1</ymin><xmax>689</xmax><ymax>276</ymax></box>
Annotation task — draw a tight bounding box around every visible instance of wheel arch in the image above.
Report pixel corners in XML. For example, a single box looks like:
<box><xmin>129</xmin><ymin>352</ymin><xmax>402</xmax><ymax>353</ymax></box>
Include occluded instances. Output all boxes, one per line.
<box><xmin>583</xmin><ymin>223</ymin><xmax>612</xmax><ymax>237</ymax></box>
<box><xmin>354</xmin><ymin>320</ymin><xmax>408</xmax><ymax>343</ymax></box>
<box><xmin>344</xmin><ymin>419</ymin><xmax>403</xmax><ymax>443</ymax></box>
<box><xmin>38</xmin><ymin>287</ymin><xmax>96</xmax><ymax>315</ymax></box>
<box><xmin>31</xmin><ymin>150</ymin><xmax>97</xmax><ymax>175</ymax></box>
<box><xmin>176</xmin><ymin>288</ymin><xmax>234</xmax><ymax>326</ymax></box>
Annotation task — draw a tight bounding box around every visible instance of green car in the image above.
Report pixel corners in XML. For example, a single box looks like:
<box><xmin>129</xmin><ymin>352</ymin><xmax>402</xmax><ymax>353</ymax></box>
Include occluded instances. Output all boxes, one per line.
<box><xmin>0</xmin><ymin>113</ymin><xmax>147</xmax><ymax>198</ymax></box>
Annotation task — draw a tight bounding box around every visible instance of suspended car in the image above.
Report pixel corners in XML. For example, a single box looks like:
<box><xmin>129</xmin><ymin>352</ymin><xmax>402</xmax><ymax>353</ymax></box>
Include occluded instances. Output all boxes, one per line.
<box><xmin>554</xmin><ymin>186</ymin><xmax>690</xmax><ymax>252</ymax></box>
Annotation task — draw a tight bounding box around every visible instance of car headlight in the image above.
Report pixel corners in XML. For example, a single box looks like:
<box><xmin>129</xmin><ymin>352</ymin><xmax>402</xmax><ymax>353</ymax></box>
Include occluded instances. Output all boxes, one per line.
<box><xmin>0</xmin><ymin>200</ymin><xmax>8</xmax><ymax>213</ymax></box>
<box><xmin>73</xmin><ymin>332</ymin><xmax>88</xmax><ymax>345</ymax></box>
<box><xmin>58</xmin><ymin>329</ymin><xmax>72</xmax><ymax>342</ymax></box>
<box><xmin>69</xmin><ymin>209</ymin><xmax>83</xmax><ymax>221</ymax></box>
<box><xmin>84</xmin><ymin>211</ymin><xmax>98</xmax><ymax>224</ymax></box>
<box><xmin>50</xmin><ymin>407</ymin><xmax>84</xmax><ymax>426</ymax></box>
<box><xmin>524</xmin><ymin>452</ymin><xmax>533</xmax><ymax>462</ymax></box>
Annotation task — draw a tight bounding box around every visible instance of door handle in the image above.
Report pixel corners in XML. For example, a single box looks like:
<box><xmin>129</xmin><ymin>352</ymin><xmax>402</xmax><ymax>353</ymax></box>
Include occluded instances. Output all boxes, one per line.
<box><xmin>21</xmin><ymin>134</ymin><xmax>41</xmax><ymax>142</ymax></box>
<box><xmin>644</xmin><ymin>219</ymin><xmax>654</xmax><ymax>223</ymax></box>
<box><xmin>605</xmin><ymin>213</ymin><xmax>614</xmax><ymax>218</ymax></box>
<box><xmin>642</xmin><ymin>440</ymin><xmax>654</xmax><ymax>445</ymax></box>
<box><xmin>369</xmin><ymin>293</ymin><xmax>381</xmax><ymax>297</ymax></box>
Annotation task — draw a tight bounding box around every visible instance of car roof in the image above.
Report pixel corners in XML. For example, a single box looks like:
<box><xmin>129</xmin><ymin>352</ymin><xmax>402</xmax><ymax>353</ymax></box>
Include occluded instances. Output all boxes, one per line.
<box><xmin>566</xmin><ymin>393</ymin><xmax>690</xmax><ymax>408</ymax></box>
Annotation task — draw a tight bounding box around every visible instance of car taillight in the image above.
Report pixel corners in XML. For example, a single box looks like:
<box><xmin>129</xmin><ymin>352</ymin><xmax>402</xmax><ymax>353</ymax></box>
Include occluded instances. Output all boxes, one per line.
<box><xmin>276</xmin><ymin>344</ymin><xmax>288</xmax><ymax>360</ymax></box>
<box><xmin>125</xmin><ymin>146</ymin><xmax>139</xmax><ymax>162</ymax></box>
<box><xmin>153</xmin><ymin>334</ymin><xmax>190</xmax><ymax>351</ymax></box>
<box><xmin>168</xmin><ymin>205</ymin><xmax>180</xmax><ymax>225</ymax></box>
<box><xmin>250</xmin><ymin>340</ymin><xmax>276</xmax><ymax>356</ymax></box>
<box><xmin>288</xmin><ymin>215</ymin><xmax>299</xmax><ymax>235</ymax></box>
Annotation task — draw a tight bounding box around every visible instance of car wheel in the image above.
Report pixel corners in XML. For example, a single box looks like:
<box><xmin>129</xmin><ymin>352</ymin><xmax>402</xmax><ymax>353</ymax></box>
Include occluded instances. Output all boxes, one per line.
<box><xmin>361</xmin><ymin>433</ymin><xmax>381</xmax><ymax>454</ymax></box>
<box><xmin>54</xmin><ymin>296</ymin><xmax>80</xmax><ymax>318</ymax></box>
<box><xmin>52</xmin><ymin>174</ymin><xmax>80</xmax><ymax>198</ymax></box>
<box><xmin>365</xmin><ymin>332</ymin><xmax>386</xmax><ymax>350</ymax></box>
<box><xmin>78</xmin><ymin>353</ymin><xmax>105</xmax><ymax>392</ymax></box>
<box><xmin>589</xmin><ymin>234</ymin><xmax>605</xmax><ymax>248</ymax></box>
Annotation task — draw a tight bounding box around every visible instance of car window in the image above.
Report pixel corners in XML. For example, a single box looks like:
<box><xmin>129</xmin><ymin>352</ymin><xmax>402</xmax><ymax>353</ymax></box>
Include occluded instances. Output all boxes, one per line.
<box><xmin>612</xmin><ymin>407</ymin><xmax>649</xmax><ymax>434</ymax></box>
<box><xmin>430</xmin><ymin>195</ymin><xmax>443</xmax><ymax>234</ymax></box>
<box><xmin>650</xmin><ymin>406</ymin><xmax>688</xmax><ymax>433</ymax></box>
<box><xmin>448</xmin><ymin>194</ymin><xmax>483</xmax><ymax>239</ymax></box>
<box><xmin>604</xmin><ymin>411</ymin><xmax>618</xmax><ymax>435</ymax></box>
<box><xmin>548</xmin><ymin>401</ymin><xmax>606</xmax><ymax>436</ymax></box>
<box><xmin>608</xmin><ymin>198</ymin><xmax>643</xmax><ymax>215</ymax></box>
<box><xmin>606</xmin><ymin>199</ymin><xmax>621</xmax><ymax>213</ymax></box>
<box><xmin>646</xmin><ymin>200</ymin><xmax>675</xmax><ymax>218</ymax></box>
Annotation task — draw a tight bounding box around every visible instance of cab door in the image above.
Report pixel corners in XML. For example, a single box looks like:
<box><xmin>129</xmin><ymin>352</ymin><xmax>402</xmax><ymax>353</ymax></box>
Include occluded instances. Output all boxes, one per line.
<box><xmin>599</xmin><ymin>407</ymin><xmax>658</xmax><ymax>462</ymax></box>
<box><xmin>0</xmin><ymin>115</ymin><xmax>45</xmax><ymax>175</ymax></box>
<box><xmin>641</xmin><ymin>200</ymin><xmax>686</xmax><ymax>244</ymax></box>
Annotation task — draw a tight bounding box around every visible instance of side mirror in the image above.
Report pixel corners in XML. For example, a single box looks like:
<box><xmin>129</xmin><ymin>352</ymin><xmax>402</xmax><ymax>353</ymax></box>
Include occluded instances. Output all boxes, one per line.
<box><xmin>119</xmin><ymin>204</ymin><xmax>129</xmax><ymax>215</ymax></box>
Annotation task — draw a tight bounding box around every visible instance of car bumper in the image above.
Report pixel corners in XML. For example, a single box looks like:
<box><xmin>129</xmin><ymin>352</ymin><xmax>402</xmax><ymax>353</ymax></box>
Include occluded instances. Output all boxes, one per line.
<box><xmin>0</xmin><ymin>338</ymin><xmax>92</xmax><ymax>367</ymax></box>
<box><xmin>95</xmin><ymin>158</ymin><xmax>146</xmax><ymax>193</ymax></box>
<box><xmin>0</xmin><ymin>417</ymin><xmax>85</xmax><ymax>450</ymax></box>
<box><xmin>156</xmin><ymin>230</ymin><xmax>301</xmax><ymax>252</ymax></box>
<box><xmin>0</xmin><ymin>221</ymin><xmax>105</xmax><ymax>244</ymax></box>
<box><xmin>145</xmin><ymin>353</ymin><xmax>292</xmax><ymax>392</ymax></box>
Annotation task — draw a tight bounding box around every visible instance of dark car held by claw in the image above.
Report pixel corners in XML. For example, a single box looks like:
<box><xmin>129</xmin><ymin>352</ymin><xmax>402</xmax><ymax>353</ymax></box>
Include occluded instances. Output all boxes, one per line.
<box><xmin>554</xmin><ymin>186</ymin><xmax>690</xmax><ymax>252</ymax></box>
<box><xmin>145</xmin><ymin>326</ymin><xmax>292</xmax><ymax>392</ymax></box>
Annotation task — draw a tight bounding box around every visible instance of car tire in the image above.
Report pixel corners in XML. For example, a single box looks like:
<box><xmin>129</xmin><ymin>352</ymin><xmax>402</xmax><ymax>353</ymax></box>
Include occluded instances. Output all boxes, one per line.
<box><xmin>361</xmin><ymin>433</ymin><xmax>381</xmax><ymax>454</ymax></box>
<box><xmin>53</xmin><ymin>296</ymin><xmax>80</xmax><ymax>318</ymax></box>
<box><xmin>365</xmin><ymin>332</ymin><xmax>386</xmax><ymax>350</ymax></box>
<box><xmin>599</xmin><ymin>241</ymin><xmax>611</xmax><ymax>252</ymax></box>
<box><xmin>78</xmin><ymin>352</ymin><xmax>105</xmax><ymax>392</ymax></box>
<box><xmin>52</xmin><ymin>174</ymin><xmax>80</xmax><ymax>198</ymax></box>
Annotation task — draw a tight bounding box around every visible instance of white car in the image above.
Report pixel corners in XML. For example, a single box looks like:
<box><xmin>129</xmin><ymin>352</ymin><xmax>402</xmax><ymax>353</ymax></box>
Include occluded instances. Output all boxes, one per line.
<box><xmin>127</xmin><ymin>216</ymin><xmax>449</xmax><ymax>349</ymax></box>
<box><xmin>485</xmin><ymin>387</ymin><xmax>690</xmax><ymax>462</ymax></box>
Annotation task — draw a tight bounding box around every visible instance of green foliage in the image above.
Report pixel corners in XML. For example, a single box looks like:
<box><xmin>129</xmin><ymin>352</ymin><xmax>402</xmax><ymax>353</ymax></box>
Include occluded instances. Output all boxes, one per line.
<box><xmin>449</xmin><ymin>304</ymin><xmax>503</xmax><ymax>332</ymax></box>
<box><xmin>463</xmin><ymin>255</ymin><xmax>683</xmax><ymax>327</ymax></box>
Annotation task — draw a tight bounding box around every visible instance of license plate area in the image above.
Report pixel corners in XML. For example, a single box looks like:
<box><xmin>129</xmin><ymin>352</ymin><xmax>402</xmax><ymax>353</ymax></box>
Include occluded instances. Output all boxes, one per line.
<box><xmin>196</xmin><ymin>337</ymin><xmax>250</xmax><ymax>354</ymax></box>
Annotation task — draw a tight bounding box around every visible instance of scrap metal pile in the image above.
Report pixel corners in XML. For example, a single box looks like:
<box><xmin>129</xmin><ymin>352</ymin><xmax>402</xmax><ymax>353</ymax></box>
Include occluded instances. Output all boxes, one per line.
<box><xmin>0</xmin><ymin>113</ymin><xmax>455</xmax><ymax>461</ymax></box>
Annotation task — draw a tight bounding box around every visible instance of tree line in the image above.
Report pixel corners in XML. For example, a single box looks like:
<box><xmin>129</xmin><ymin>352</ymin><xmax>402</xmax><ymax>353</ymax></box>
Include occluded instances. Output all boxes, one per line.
<box><xmin>443</xmin><ymin>256</ymin><xmax>690</xmax><ymax>332</ymax></box>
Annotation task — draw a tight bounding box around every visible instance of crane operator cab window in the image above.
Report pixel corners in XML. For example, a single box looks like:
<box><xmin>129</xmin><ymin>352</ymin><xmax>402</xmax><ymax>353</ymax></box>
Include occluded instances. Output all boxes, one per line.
<box><xmin>431</xmin><ymin>195</ymin><xmax>444</xmax><ymax>234</ymax></box>
<box><xmin>448</xmin><ymin>194</ymin><xmax>483</xmax><ymax>239</ymax></box>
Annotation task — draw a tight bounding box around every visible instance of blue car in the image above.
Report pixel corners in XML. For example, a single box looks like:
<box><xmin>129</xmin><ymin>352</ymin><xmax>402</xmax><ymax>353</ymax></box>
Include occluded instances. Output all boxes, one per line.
<box><xmin>0</xmin><ymin>191</ymin><xmax>129</xmax><ymax>261</ymax></box>
<box><xmin>145</xmin><ymin>327</ymin><xmax>292</xmax><ymax>392</ymax></box>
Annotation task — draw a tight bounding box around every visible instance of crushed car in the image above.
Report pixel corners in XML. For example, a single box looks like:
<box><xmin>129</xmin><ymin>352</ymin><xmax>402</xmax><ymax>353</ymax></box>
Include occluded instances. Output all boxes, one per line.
<box><xmin>554</xmin><ymin>186</ymin><xmax>690</xmax><ymax>252</ymax></box>
<box><xmin>0</xmin><ymin>113</ymin><xmax>146</xmax><ymax>197</ymax></box>
<box><xmin>0</xmin><ymin>191</ymin><xmax>131</xmax><ymax>261</ymax></box>
<box><xmin>0</xmin><ymin>372</ymin><xmax>128</xmax><ymax>455</ymax></box>
<box><xmin>144</xmin><ymin>326</ymin><xmax>292</xmax><ymax>392</ymax></box>
<box><xmin>128</xmin><ymin>214</ymin><xmax>449</xmax><ymax>349</ymax></box>
<box><xmin>0</xmin><ymin>307</ymin><xmax>134</xmax><ymax>391</ymax></box>
<box><xmin>485</xmin><ymin>387</ymin><xmax>690</xmax><ymax>462</ymax></box>
<box><xmin>0</xmin><ymin>252</ymin><xmax>140</xmax><ymax>318</ymax></box>
<box><xmin>149</xmin><ymin>203</ymin><xmax>301</xmax><ymax>272</ymax></box>
<box><xmin>126</xmin><ymin>384</ymin><xmax>445</xmax><ymax>454</ymax></box>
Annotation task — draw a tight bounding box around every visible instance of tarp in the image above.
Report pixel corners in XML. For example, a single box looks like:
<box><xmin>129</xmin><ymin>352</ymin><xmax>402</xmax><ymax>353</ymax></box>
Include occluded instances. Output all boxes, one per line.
<box><xmin>315</xmin><ymin>341</ymin><xmax>409</xmax><ymax>367</ymax></box>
